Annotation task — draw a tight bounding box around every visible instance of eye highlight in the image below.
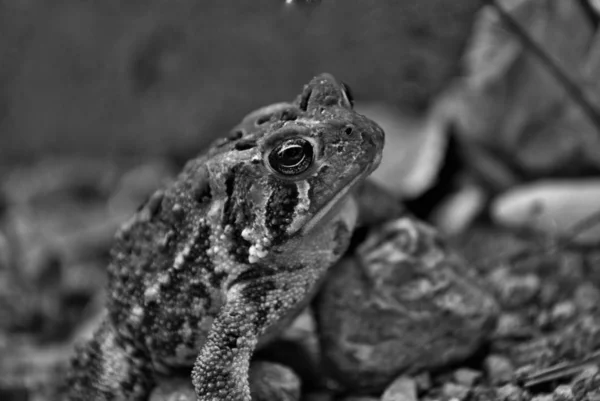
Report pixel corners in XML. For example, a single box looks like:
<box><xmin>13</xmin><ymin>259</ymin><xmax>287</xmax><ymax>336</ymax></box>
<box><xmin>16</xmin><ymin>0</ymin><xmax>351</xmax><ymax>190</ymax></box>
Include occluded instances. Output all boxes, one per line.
<box><xmin>267</xmin><ymin>137</ymin><xmax>314</xmax><ymax>176</ymax></box>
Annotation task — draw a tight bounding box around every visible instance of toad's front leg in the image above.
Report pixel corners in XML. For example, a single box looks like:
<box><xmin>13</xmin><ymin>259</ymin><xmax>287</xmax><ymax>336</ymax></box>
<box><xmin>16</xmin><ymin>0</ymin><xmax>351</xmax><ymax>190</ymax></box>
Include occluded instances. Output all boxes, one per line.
<box><xmin>64</xmin><ymin>320</ymin><xmax>155</xmax><ymax>401</ymax></box>
<box><xmin>192</xmin><ymin>267</ymin><xmax>318</xmax><ymax>401</ymax></box>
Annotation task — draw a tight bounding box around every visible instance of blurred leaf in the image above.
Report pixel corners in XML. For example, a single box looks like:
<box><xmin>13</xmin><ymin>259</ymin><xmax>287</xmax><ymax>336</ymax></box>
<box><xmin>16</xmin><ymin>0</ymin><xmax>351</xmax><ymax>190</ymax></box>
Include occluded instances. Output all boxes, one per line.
<box><xmin>453</xmin><ymin>0</ymin><xmax>600</xmax><ymax>182</ymax></box>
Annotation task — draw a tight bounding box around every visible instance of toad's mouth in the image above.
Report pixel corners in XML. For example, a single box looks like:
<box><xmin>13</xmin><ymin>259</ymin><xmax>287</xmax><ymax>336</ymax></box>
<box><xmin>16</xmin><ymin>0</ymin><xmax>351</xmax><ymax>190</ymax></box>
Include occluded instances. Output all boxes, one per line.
<box><xmin>288</xmin><ymin>169</ymin><xmax>367</xmax><ymax>237</ymax></box>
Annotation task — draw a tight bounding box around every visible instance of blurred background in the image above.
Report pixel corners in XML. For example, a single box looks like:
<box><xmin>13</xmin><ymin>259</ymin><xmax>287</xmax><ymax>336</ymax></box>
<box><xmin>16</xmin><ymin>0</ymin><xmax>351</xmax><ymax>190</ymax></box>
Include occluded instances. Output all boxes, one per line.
<box><xmin>0</xmin><ymin>0</ymin><xmax>480</xmax><ymax>166</ymax></box>
<box><xmin>4</xmin><ymin>1</ymin><xmax>600</xmax><ymax>400</ymax></box>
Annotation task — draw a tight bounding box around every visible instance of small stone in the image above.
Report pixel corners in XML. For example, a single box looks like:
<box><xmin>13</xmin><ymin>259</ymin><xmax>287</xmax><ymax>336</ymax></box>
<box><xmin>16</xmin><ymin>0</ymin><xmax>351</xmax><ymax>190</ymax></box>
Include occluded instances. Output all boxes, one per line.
<box><xmin>489</xmin><ymin>268</ymin><xmax>540</xmax><ymax>309</ymax></box>
<box><xmin>573</xmin><ymin>283</ymin><xmax>600</xmax><ymax>311</ymax></box>
<box><xmin>552</xmin><ymin>385</ymin><xmax>574</xmax><ymax>401</ymax></box>
<box><xmin>495</xmin><ymin>384</ymin><xmax>526</xmax><ymax>401</ymax></box>
<box><xmin>484</xmin><ymin>355</ymin><xmax>514</xmax><ymax>385</ymax></box>
<box><xmin>531</xmin><ymin>394</ymin><xmax>553</xmax><ymax>401</ymax></box>
<box><xmin>550</xmin><ymin>301</ymin><xmax>576</xmax><ymax>323</ymax></box>
<box><xmin>249</xmin><ymin>361</ymin><xmax>301</xmax><ymax>401</ymax></box>
<box><xmin>538</xmin><ymin>282</ymin><xmax>560</xmax><ymax>307</ymax></box>
<box><xmin>494</xmin><ymin>313</ymin><xmax>531</xmax><ymax>338</ymax></box>
<box><xmin>535</xmin><ymin>311</ymin><xmax>552</xmax><ymax>330</ymax></box>
<box><xmin>453</xmin><ymin>368</ymin><xmax>482</xmax><ymax>387</ymax></box>
<box><xmin>381</xmin><ymin>376</ymin><xmax>417</xmax><ymax>401</ymax></box>
<box><xmin>571</xmin><ymin>365</ymin><xmax>600</xmax><ymax>397</ymax></box>
<box><xmin>414</xmin><ymin>372</ymin><xmax>432</xmax><ymax>392</ymax></box>
<box><xmin>513</xmin><ymin>365</ymin><xmax>536</xmax><ymax>383</ymax></box>
<box><xmin>589</xmin><ymin>393</ymin><xmax>600</xmax><ymax>401</ymax></box>
<box><xmin>491</xmin><ymin>181</ymin><xmax>600</xmax><ymax>244</ymax></box>
<box><xmin>442</xmin><ymin>382</ymin><xmax>470</xmax><ymax>400</ymax></box>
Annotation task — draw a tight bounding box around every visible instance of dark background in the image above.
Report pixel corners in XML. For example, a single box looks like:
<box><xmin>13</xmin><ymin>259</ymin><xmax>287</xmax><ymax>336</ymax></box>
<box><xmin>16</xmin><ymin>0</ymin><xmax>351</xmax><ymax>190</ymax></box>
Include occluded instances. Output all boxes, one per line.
<box><xmin>0</xmin><ymin>0</ymin><xmax>480</xmax><ymax>165</ymax></box>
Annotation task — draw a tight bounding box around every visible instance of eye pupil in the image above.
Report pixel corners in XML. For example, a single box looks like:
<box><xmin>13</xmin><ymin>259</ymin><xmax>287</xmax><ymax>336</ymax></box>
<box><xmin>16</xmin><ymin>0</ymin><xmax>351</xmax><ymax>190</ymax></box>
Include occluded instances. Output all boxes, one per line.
<box><xmin>268</xmin><ymin>138</ymin><xmax>314</xmax><ymax>176</ymax></box>
<box><xmin>277</xmin><ymin>144</ymin><xmax>303</xmax><ymax>166</ymax></box>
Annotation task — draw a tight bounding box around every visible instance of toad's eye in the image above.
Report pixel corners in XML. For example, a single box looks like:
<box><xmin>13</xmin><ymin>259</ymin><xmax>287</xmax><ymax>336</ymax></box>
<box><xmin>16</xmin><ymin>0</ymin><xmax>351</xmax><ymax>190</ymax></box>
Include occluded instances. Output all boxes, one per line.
<box><xmin>268</xmin><ymin>138</ymin><xmax>314</xmax><ymax>176</ymax></box>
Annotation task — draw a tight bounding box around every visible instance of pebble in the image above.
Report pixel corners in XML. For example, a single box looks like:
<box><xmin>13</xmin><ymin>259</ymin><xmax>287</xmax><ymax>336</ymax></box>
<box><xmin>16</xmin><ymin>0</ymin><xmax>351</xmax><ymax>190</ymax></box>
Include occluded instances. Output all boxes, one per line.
<box><xmin>573</xmin><ymin>283</ymin><xmax>600</xmax><ymax>311</ymax></box>
<box><xmin>381</xmin><ymin>376</ymin><xmax>417</xmax><ymax>401</ymax></box>
<box><xmin>550</xmin><ymin>301</ymin><xmax>576</xmax><ymax>323</ymax></box>
<box><xmin>414</xmin><ymin>372</ymin><xmax>432</xmax><ymax>392</ymax></box>
<box><xmin>431</xmin><ymin>183</ymin><xmax>486</xmax><ymax>236</ymax></box>
<box><xmin>488</xmin><ymin>268</ymin><xmax>540</xmax><ymax>309</ymax></box>
<box><xmin>442</xmin><ymin>382</ymin><xmax>470</xmax><ymax>400</ymax></box>
<box><xmin>495</xmin><ymin>384</ymin><xmax>526</xmax><ymax>401</ymax></box>
<box><xmin>530</xmin><ymin>395</ymin><xmax>553</xmax><ymax>401</ymax></box>
<box><xmin>249</xmin><ymin>361</ymin><xmax>301</xmax><ymax>401</ymax></box>
<box><xmin>484</xmin><ymin>355</ymin><xmax>514</xmax><ymax>385</ymax></box>
<box><xmin>494</xmin><ymin>313</ymin><xmax>531</xmax><ymax>339</ymax></box>
<box><xmin>491</xmin><ymin>180</ymin><xmax>600</xmax><ymax>244</ymax></box>
<box><xmin>453</xmin><ymin>368</ymin><xmax>482</xmax><ymax>387</ymax></box>
<box><xmin>552</xmin><ymin>385</ymin><xmax>574</xmax><ymax>401</ymax></box>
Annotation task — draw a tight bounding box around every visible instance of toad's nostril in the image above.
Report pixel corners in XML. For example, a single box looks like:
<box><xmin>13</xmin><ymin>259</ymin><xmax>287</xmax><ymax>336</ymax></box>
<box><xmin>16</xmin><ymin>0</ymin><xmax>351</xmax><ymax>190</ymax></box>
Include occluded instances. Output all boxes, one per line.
<box><xmin>299</xmin><ymin>89</ymin><xmax>312</xmax><ymax>111</ymax></box>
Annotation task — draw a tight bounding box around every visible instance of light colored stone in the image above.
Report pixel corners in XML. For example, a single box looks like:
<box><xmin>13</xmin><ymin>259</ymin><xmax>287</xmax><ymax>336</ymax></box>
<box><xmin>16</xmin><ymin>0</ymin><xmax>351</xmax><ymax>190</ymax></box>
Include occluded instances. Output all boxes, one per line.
<box><xmin>491</xmin><ymin>180</ymin><xmax>600</xmax><ymax>244</ymax></box>
<box><xmin>381</xmin><ymin>376</ymin><xmax>417</xmax><ymax>401</ymax></box>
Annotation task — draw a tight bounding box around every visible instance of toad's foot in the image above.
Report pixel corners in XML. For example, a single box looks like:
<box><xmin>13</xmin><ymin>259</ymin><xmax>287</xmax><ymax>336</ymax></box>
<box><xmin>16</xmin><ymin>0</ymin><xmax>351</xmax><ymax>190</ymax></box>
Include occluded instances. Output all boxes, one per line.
<box><xmin>192</xmin><ymin>266</ymin><xmax>319</xmax><ymax>401</ymax></box>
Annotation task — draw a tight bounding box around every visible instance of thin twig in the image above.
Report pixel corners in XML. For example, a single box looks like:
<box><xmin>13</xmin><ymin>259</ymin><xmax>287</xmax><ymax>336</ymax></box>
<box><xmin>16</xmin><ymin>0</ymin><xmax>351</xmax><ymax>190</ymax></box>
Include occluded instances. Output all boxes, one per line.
<box><xmin>482</xmin><ymin>0</ymin><xmax>600</xmax><ymax>132</ymax></box>
<box><xmin>521</xmin><ymin>350</ymin><xmax>600</xmax><ymax>388</ymax></box>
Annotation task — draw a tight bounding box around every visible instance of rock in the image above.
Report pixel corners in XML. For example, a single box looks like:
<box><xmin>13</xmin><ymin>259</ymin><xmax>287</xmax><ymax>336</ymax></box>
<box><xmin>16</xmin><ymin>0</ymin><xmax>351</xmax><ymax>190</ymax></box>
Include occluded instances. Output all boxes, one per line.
<box><xmin>495</xmin><ymin>384</ymin><xmax>526</xmax><ymax>401</ymax></box>
<box><xmin>453</xmin><ymin>368</ymin><xmax>482</xmax><ymax>387</ymax></box>
<box><xmin>571</xmin><ymin>365</ymin><xmax>600</xmax><ymax>398</ymax></box>
<box><xmin>414</xmin><ymin>372</ymin><xmax>433</xmax><ymax>392</ymax></box>
<box><xmin>552</xmin><ymin>385</ymin><xmax>574</xmax><ymax>401</ymax></box>
<box><xmin>494</xmin><ymin>313</ymin><xmax>533</xmax><ymax>339</ymax></box>
<box><xmin>573</xmin><ymin>283</ymin><xmax>600</xmax><ymax>311</ymax></box>
<box><xmin>488</xmin><ymin>268</ymin><xmax>540</xmax><ymax>309</ymax></box>
<box><xmin>550</xmin><ymin>301</ymin><xmax>576</xmax><ymax>324</ymax></box>
<box><xmin>491</xmin><ymin>181</ymin><xmax>600</xmax><ymax>244</ymax></box>
<box><xmin>484</xmin><ymin>355</ymin><xmax>514</xmax><ymax>385</ymax></box>
<box><xmin>442</xmin><ymin>382</ymin><xmax>470</xmax><ymax>400</ymax></box>
<box><xmin>317</xmin><ymin>217</ymin><xmax>498</xmax><ymax>392</ymax></box>
<box><xmin>430</xmin><ymin>182</ymin><xmax>486</xmax><ymax>236</ymax></box>
<box><xmin>262</xmin><ymin>308</ymin><xmax>324</xmax><ymax>389</ymax></box>
<box><xmin>531</xmin><ymin>395</ymin><xmax>553</xmax><ymax>401</ymax></box>
<box><xmin>249</xmin><ymin>361</ymin><xmax>301</xmax><ymax>401</ymax></box>
<box><xmin>381</xmin><ymin>376</ymin><xmax>417</xmax><ymax>401</ymax></box>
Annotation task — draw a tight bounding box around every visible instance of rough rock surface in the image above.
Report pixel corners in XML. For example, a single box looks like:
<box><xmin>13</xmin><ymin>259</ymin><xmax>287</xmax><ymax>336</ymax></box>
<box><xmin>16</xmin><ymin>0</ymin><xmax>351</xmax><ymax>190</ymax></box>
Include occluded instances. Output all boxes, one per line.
<box><xmin>316</xmin><ymin>217</ymin><xmax>498</xmax><ymax>392</ymax></box>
